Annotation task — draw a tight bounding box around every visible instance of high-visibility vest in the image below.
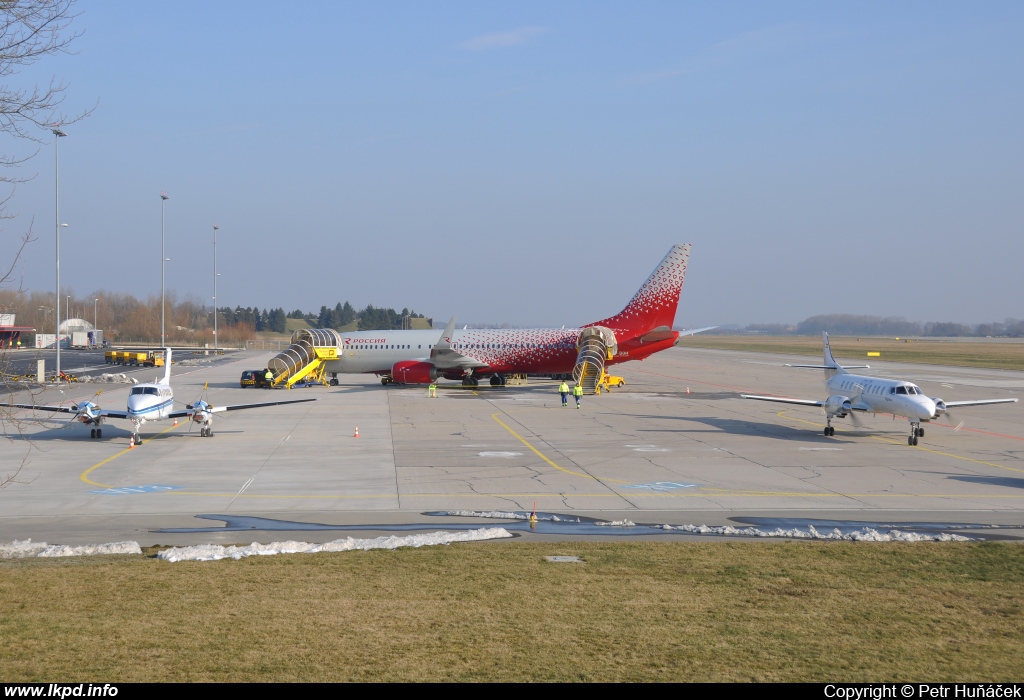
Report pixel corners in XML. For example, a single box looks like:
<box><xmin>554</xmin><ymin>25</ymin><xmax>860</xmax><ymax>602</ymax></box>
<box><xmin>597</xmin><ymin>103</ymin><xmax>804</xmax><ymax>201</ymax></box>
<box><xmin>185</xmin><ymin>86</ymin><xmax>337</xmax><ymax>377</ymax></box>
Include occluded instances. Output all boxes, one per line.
<box><xmin>573</xmin><ymin>385</ymin><xmax>583</xmax><ymax>396</ymax></box>
<box><xmin>559</xmin><ymin>383</ymin><xmax>568</xmax><ymax>393</ymax></box>
<box><xmin>264</xmin><ymin>371</ymin><xmax>272</xmax><ymax>381</ymax></box>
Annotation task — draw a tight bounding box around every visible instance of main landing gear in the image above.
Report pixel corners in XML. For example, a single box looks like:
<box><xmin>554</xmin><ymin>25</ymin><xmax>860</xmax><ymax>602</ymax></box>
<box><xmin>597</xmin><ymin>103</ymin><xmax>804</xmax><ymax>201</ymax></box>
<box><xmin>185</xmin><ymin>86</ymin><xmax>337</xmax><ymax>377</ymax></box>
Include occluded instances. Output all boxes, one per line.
<box><xmin>908</xmin><ymin>423</ymin><xmax>924</xmax><ymax>446</ymax></box>
<box><xmin>200</xmin><ymin>426</ymin><xmax>214</xmax><ymax>438</ymax></box>
<box><xmin>89</xmin><ymin>428</ymin><xmax>103</xmax><ymax>439</ymax></box>
<box><xmin>329</xmin><ymin>373</ymin><xmax>339</xmax><ymax>386</ymax></box>
<box><xmin>489</xmin><ymin>375</ymin><xmax>506</xmax><ymax>387</ymax></box>
<box><xmin>461</xmin><ymin>376</ymin><xmax>479</xmax><ymax>387</ymax></box>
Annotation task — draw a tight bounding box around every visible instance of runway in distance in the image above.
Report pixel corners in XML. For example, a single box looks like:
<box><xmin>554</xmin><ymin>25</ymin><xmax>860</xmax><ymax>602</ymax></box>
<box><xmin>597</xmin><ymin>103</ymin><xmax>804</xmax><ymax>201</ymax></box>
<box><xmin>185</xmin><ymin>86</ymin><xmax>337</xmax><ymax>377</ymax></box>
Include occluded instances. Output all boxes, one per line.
<box><xmin>742</xmin><ymin>332</ymin><xmax>1018</xmax><ymax>445</ymax></box>
<box><xmin>319</xmin><ymin>244</ymin><xmax>711</xmax><ymax>386</ymax></box>
<box><xmin>8</xmin><ymin>348</ymin><xmax>317</xmax><ymax>445</ymax></box>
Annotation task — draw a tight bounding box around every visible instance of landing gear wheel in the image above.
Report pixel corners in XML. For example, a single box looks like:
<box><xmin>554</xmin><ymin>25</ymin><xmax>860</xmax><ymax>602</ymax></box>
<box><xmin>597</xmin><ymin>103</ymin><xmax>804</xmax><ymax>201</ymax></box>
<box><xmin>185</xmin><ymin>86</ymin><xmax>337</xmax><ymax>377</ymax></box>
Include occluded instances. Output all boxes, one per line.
<box><xmin>330</xmin><ymin>377</ymin><xmax>338</xmax><ymax>386</ymax></box>
<box><xmin>96</xmin><ymin>429</ymin><xmax>102</xmax><ymax>439</ymax></box>
<box><xmin>490</xmin><ymin>375</ymin><xmax>501</xmax><ymax>387</ymax></box>
<box><xmin>90</xmin><ymin>428</ymin><xmax>96</xmax><ymax>439</ymax></box>
<box><xmin>917</xmin><ymin>427</ymin><xmax>925</xmax><ymax>437</ymax></box>
<box><xmin>823</xmin><ymin>427</ymin><xmax>830</xmax><ymax>437</ymax></box>
<box><xmin>200</xmin><ymin>427</ymin><xmax>207</xmax><ymax>437</ymax></box>
<box><xmin>133</xmin><ymin>434</ymin><xmax>142</xmax><ymax>445</ymax></box>
<box><xmin>912</xmin><ymin>436</ymin><xmax>919</xmax><ymax>446</ymax></box>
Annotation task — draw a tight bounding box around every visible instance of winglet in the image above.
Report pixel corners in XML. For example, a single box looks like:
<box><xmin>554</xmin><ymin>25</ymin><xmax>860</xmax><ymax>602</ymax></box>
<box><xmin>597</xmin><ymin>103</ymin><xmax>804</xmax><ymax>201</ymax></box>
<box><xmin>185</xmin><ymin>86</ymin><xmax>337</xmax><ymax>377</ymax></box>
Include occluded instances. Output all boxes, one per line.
<box><xmin>434</xmin><ymin>317</ymin><xmax>456</xmax><ymax>352</ymax></box>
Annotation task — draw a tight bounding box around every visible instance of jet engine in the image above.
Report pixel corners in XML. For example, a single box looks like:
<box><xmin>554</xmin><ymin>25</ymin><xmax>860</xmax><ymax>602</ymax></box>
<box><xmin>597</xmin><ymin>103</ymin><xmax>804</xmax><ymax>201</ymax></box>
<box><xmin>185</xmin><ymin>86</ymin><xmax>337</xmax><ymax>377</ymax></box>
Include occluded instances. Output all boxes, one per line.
<box><xmin>822</xmin><ymin>395</ymin><xmax>852</xmax><ymax>416</ymax></box>
<box><xmin>392</xmin><ymin>360</ymin><xmax>437</xmax><ymax>384</ymax></box>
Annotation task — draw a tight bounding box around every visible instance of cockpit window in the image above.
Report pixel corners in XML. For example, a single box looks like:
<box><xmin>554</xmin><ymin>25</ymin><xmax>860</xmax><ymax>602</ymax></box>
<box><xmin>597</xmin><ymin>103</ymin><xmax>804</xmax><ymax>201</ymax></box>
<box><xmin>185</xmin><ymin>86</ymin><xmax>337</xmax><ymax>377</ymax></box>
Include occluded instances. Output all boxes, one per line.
<box><xmin>895</xmin><ymin>386</ymin><xmax>907</xmax><ymax>395</ymax></box>
<box><xmin>130</xmin><ymin>387</ymin><xmax>145</xmax><ymax>395</ymax></box>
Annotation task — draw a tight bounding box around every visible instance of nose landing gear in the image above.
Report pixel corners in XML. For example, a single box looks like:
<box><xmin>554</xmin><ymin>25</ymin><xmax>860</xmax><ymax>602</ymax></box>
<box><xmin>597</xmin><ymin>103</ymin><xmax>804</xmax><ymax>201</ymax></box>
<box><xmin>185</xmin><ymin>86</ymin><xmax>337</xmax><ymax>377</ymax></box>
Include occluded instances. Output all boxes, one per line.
<box><xmin>908</xmin><ymin>422</ymin><xmax>923</xmax><ymax>446</ymax></box>
<box><xmin>823</xmin><ymin>415</ymin><xmax>836</xmax><ymax>436</ymax></box>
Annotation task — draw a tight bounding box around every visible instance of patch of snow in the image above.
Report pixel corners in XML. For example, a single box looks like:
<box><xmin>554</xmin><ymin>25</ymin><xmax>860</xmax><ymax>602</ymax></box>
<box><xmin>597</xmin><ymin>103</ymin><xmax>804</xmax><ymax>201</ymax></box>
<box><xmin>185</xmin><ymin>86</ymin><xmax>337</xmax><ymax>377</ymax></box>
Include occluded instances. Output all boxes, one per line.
<box><xmin>0</xmin><ymin>539</ymin><xmax>142</xmax><ymax>558</ymax></box>
<box><xmin>157</xmin><ymin>527</ymin><xmax>513</xmax><ymax>562</ymax></box>
<box><xmin>77</xmin><ymin>373</ymin><xmax>132</xmax><ymax>384</ymax></box>
<box><xmin>444</xmin><ymin>510</ymin><xmax>581</xmax><ymax>523</ymax></box>
<box><xmin>447</xmin><ymin>510</ymin><xmax>527</xmax><ymax>520</ymax></box>
<box><xmin>0</xmin><ymin>539</ymin><xmax>48</xmax><ymax>558</ymax></box>
<box><xmin>37</xmin><ymin>541</ymin><xmax>142</xmax><ymax>557</ymax></box>
<box><xmin>594</xmin><ymin>520</ymin><xmax>636</xmax><ymax>527</ymax></box>
<box><xmin>477</xmin><ymin>451</ymin><xmax>522</xmax><ymax>457</ymax></box>
<box><xmin>658</xmin><ymin>524</ymin><xmax>972</xmax><ymax>541</ymax></box>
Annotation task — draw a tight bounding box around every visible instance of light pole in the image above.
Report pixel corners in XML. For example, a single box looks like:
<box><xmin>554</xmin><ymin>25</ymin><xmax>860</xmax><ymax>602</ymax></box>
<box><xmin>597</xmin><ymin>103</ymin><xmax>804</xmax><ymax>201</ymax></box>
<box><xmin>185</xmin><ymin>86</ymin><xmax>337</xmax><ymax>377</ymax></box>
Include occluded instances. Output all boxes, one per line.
<box><xmin>94</xmin><ymin>298</ymin><xmax>98</xmax><ymax>342</ymax></box>
<box><xmin>213</xmin><ymin>224</ymin><xmax>220</xmax><ymax>350</ymax></box>
<box><xmin>52</xmin><ymin>126</ymin><xmax>66</xmax><ymax>378</ymax></box>
<box><xmin>160</xmin><ymin>192</ymin><xmax>169</xmax><ymax>347</ymax></box>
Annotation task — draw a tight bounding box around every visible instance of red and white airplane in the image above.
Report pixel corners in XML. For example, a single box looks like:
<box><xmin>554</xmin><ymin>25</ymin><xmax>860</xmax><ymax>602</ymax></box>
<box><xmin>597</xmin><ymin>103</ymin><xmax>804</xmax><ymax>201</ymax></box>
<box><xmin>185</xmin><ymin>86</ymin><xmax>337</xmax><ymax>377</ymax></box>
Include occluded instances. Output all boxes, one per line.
<box><xmin>321</xmin><ymin>244</ymin><xmax>710</xmax><ymax>386</ymax></box>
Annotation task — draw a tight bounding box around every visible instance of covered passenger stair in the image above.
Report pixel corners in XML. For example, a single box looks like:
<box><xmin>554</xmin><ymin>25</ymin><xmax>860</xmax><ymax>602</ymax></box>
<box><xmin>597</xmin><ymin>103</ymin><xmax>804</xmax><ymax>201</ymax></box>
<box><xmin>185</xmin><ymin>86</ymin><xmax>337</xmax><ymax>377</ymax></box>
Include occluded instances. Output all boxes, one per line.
<box><xmin>572</xmin><ymin>326</ymin><xmax>617</xmax><ymax>395</ymax></box>
<box><xmin>267</xmin><ymin>328</ymin><xmax>342</xmax><ymax>388</ymax></box>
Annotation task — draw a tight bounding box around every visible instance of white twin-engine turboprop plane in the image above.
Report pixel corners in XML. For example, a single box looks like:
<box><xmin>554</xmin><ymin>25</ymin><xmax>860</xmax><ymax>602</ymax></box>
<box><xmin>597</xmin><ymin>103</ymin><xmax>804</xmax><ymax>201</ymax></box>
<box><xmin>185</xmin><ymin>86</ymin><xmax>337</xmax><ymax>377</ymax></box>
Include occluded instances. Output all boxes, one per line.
<box><xmin>11</xmin><ymin>348</ymin><xmax>316</xmax><ymax>445</ymax></box>
<box><xmin>742</xmin><ymin>332</ymin><xmax>1017</xmax><ymax>446</ymax></box>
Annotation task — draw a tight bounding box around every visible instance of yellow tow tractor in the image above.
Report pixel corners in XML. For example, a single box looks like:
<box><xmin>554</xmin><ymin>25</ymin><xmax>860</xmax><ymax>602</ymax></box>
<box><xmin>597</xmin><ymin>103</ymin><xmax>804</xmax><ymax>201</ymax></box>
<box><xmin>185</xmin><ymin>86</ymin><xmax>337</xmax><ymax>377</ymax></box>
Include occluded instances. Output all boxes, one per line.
<box><xmin>598</xmin><ymin>371</ymin><xmax>625</xmax><ymax>392</ymax></box>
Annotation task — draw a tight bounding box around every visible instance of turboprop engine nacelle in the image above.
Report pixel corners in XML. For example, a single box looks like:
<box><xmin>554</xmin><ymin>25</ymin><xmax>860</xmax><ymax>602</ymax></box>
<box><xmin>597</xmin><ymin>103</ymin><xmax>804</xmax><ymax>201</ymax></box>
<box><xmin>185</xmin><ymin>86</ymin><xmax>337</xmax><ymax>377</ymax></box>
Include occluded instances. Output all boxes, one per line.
<box><xmin>392</xmin><ymin>360</ymin><xmax>437</xmax><ymax>384</ymax></box>
<box><xmin>822</xmin><ymin>395</ymin><xmax>852</xmax><ymax>416</ymax></box>
<box><xmin>931</xmin><ymin>399</ymin><xmax>947</xmax><ymax>418</ymax></box>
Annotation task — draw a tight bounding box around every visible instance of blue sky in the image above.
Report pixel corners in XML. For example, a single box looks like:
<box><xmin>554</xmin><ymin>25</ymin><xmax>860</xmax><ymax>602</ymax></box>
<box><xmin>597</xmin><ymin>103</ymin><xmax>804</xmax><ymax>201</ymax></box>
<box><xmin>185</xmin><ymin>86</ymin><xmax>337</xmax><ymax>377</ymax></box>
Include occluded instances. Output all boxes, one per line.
<box><xmin>4</xmin><ymin>1</ymin><xmax>1023</xmax><ymax>327</ymax></box>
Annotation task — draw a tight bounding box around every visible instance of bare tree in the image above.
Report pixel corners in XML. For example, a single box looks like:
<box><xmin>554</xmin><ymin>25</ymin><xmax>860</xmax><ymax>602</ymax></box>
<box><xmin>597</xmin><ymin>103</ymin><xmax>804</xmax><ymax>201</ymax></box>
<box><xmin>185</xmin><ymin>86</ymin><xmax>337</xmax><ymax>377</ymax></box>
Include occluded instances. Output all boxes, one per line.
<box><xmin>1</xmin><ymin>0</ymin><xmax>88</xmax><ymax>488</ymax></box>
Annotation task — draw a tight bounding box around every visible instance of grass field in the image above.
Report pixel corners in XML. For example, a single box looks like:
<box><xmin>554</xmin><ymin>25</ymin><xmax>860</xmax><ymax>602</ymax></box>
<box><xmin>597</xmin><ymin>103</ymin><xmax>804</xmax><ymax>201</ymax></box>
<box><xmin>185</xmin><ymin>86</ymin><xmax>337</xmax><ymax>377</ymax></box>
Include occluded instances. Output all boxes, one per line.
<box><xmin>2</xmin><ymin>541</ymin><xmax>1023</xmax><ymax>682</ymax></box>
<box><xmin>678</xmin><ymin>336</ymin><xmax>1024</xmax><ymax>371</ymax></box>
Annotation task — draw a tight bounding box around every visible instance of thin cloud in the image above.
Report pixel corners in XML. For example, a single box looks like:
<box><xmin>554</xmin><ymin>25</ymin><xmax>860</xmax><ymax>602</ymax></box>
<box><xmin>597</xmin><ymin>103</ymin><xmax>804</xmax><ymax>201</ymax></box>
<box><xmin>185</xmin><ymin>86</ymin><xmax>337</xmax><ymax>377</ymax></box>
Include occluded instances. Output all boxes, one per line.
<box><xmin>628</xmin><ymin>23</ymin><xmax>805</xmax><ymax>85</ymax></box>
<box><xmin>460</xmin><ymin>26</ymin><xmax>548</xmax><ymax>51</ymax></box>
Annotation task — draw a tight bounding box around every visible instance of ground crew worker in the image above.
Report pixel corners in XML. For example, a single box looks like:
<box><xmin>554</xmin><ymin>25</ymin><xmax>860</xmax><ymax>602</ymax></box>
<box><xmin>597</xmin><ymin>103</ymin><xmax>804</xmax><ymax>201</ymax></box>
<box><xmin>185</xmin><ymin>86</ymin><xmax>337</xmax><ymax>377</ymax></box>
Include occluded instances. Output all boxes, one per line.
<box><xmin>264</xmin><ymin>368</ymin><xmax>273</xmax><ymax>389</ymax></box>
<box><xmin>559</xmin><ymin>379</ymin><xmax>569</xmax><ymax>406</ymax></box>
<box><xmin>428</xmin><ymin>381</ymin><xmax>437</xmax><ymax>398</ymax></box>
<box><xmin>573</xmin><ymin>382</ymin><xmax>583</xmax><ymax>408</ymax></box>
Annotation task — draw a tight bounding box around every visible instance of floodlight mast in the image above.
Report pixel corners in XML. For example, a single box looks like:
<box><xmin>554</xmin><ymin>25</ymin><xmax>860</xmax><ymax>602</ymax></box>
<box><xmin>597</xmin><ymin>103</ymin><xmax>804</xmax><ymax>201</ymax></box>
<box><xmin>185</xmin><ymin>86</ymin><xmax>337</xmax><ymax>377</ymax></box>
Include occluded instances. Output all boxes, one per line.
<box><xmin>52</xmin><ymin>126</ymin><xmax>67</xmax><ymax>380</ymax></box>
<box><xmin>160</xmin><ymin>193</ymin><xmax>169</xmax><ymax>347</ymax></box>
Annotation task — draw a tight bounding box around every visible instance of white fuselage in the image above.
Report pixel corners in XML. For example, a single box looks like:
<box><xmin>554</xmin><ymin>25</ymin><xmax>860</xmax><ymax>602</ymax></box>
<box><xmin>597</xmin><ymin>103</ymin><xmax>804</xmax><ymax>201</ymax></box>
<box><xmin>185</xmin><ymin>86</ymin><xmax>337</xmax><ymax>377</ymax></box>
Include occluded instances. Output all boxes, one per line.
<box><xmin>126</xmin><ymin>383</ymin><xmax>175</xmax><ymax>426</ymax></box>
<box><xmin>321</xmin><ymin>328</ymin><xmax>583</xmax><ymax>376</ymax></box>
<box><xmin>825</xmin><ymin>372</ymin><xmax>936</xmax><ymax>421</ymax></box>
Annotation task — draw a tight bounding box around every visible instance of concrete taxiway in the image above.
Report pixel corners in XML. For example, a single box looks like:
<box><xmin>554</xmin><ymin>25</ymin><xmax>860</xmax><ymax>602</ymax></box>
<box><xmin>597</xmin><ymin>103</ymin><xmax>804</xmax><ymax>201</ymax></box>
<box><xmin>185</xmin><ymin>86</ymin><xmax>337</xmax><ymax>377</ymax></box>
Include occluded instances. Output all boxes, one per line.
<box><xmin>1</xmin><ymin>345</ymin><xmax>1022</xmax><ymax>544</ymax></box>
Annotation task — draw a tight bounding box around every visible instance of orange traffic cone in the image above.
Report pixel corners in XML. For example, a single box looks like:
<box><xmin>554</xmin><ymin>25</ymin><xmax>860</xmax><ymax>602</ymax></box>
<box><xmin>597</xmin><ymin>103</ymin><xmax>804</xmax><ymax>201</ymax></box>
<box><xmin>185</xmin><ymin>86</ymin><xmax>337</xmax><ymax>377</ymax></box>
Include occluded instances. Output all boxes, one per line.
<box><xmin>686</xmin><ymin>387</ymin><xmax>690</xmax><ymax>394</ymax></box>
<box><xmin>128</xmin><ymin>438</ymin><xmax>135</xmax><ymax>450</ymax></box>
<box><xmin>173</xmin><ymin>418</ymin><xmax>178</xmax><ymax>426</ymax></box>
<box><xmin>354</xmin><ymin>426</ymin><xmax>359</xmax><ymax>438</ymax></box>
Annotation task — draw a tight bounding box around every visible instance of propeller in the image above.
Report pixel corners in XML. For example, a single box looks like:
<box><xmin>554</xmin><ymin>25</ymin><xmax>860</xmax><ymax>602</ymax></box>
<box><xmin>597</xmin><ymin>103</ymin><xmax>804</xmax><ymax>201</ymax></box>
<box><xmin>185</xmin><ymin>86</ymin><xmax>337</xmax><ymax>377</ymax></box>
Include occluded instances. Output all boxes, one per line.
<box><xmin>848</xmin><ymin>383</ymin><xmax>867</xmax><ymax>430</ymax></box>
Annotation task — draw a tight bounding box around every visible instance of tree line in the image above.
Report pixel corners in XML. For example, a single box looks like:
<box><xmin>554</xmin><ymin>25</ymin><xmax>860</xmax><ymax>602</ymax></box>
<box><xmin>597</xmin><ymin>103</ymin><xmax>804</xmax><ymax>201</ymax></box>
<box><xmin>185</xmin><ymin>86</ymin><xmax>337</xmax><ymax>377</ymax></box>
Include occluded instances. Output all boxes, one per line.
<box><xmin>741</xmin><ymin>314</ymin><xmax>1024</xmax><ymax>337</ymax></box>
<box><xmin>1</xmin><ymin>288</ymin><xmax>434</xmax><ymax>345</ymax></box>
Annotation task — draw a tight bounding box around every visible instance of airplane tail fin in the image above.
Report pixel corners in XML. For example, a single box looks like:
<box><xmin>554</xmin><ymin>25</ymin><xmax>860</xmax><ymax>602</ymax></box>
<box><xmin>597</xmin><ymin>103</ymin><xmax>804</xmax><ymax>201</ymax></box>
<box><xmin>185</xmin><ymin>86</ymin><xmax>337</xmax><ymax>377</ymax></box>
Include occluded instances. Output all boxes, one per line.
<box><xmin>785</xmin><ymin>332</ymin><xmax>850</xmax><ymax>377</ymax></box>
<box><xmin>822</xmin><ymin>332</ymin><xmax>844</xmax><ymax>378</ymax></box>
<box><xmin>160</xmin><ymin>348</ymin><xmax>172</xmax><ymax>385</ymax></box>
<box><xmin>587</xmin><ymin>244</ymin><xmax>691</xmax><ymax>338</ymax></box>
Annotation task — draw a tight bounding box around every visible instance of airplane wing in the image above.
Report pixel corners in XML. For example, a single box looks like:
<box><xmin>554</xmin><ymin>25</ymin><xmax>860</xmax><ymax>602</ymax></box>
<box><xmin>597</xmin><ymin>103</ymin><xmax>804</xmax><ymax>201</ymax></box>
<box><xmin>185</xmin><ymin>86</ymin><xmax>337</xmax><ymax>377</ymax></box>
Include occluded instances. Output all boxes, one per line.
<box><xmin>8</xmin><ymin>403</ymin><xmax>129</xmax><ymax>419</ymax></box>
<box><xmin>785</xmin><ymin>364</ymin><xmax>871</xmax><ymax>369</ymax></box>
<box><xmin>935</xmin><ymin>398</ymin><xmax>1018</xmax><ymax>409</ymax></box>
<box><xmin>7</xmin><ymin>403</ymin><xmax>77</xmax><ymax>414</ymax></box>
<box><xmin>742</xmin><ymin>394</ymin><xmax>872</xmax><ymax>411</ymax></box>
<box><xmin>168</xmin><ymin>397</ymin><xmax>318</xmax><ymax>419</ymax></box>
<box><xmin>741</xmin><ymin>394</ymin><xmax>823</xmax><ymax>407</ymax></box>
